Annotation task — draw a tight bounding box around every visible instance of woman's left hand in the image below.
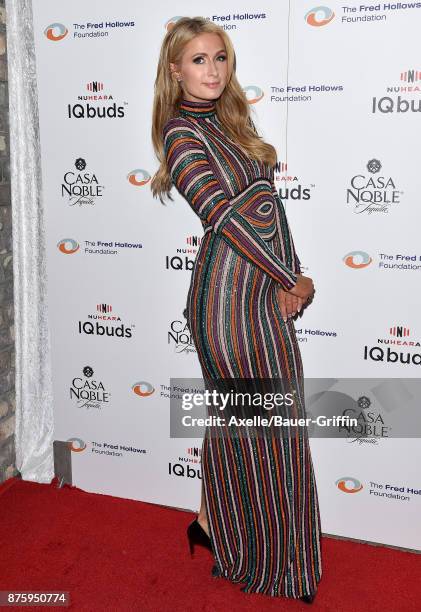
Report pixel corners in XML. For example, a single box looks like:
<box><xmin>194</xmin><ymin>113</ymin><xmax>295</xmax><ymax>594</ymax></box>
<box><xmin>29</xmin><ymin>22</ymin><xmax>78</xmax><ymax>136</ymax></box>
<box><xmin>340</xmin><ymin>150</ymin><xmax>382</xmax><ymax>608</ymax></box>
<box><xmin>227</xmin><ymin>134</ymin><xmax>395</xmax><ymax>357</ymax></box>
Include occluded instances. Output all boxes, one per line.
<box><xmin>277</xmin><ymin>286</ymin><xmax>305</xmax><ymax>322</ymax></box>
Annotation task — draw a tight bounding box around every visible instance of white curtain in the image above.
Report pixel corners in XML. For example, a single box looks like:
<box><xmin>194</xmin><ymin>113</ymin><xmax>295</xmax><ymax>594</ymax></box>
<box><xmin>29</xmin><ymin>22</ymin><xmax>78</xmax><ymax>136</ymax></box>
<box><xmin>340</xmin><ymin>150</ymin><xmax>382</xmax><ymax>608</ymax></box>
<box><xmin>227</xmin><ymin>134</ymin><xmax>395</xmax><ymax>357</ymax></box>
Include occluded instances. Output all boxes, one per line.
<box><xmin>6</xmin><ymin>0</ymin><xmax>53</xmax><ymax>482</ymax></box>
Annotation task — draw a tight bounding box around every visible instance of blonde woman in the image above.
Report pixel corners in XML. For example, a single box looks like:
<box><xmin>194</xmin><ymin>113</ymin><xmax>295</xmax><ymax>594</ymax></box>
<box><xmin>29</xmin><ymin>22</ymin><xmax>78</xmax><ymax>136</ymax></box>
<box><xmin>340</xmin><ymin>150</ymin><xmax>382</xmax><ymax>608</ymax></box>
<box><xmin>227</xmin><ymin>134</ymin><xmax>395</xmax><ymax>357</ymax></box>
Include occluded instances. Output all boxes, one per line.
<box><xmin>151</xmin><ymin>17</ymin><xmax>321</xmax><ymax>604</ymax></box>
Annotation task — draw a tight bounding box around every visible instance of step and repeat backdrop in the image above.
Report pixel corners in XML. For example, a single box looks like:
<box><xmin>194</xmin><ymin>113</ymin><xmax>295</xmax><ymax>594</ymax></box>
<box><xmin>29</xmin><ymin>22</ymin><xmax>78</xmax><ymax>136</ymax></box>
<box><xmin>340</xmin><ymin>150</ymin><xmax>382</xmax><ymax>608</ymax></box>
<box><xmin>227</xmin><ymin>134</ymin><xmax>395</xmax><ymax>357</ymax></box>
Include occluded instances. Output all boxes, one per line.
<box><xmin>32</xmin><ymin>0</ymin><xmax>421</xmax><ymax>550</ymax></box>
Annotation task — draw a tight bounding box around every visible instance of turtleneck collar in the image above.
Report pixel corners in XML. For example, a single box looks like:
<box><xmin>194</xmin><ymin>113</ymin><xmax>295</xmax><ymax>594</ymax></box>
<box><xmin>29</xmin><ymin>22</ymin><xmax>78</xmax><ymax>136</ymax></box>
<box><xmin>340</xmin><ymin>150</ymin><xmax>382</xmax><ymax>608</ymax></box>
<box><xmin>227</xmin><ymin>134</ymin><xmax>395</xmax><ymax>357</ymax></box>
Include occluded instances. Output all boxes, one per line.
<box><xmin>179</xmin><ymin>97</ymin><xmax>217</xmax><ymax>119</ymax></box>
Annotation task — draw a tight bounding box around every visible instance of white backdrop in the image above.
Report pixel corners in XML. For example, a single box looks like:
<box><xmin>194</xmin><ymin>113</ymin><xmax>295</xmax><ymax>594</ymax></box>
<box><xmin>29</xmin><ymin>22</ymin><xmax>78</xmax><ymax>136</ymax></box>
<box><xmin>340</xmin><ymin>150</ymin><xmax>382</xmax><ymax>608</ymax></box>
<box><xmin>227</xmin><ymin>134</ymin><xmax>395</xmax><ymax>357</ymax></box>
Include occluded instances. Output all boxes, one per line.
<box><xmin>32</xmin><ymin>0</ymin><xmax>421</xmax><ymax>551</ymax></box>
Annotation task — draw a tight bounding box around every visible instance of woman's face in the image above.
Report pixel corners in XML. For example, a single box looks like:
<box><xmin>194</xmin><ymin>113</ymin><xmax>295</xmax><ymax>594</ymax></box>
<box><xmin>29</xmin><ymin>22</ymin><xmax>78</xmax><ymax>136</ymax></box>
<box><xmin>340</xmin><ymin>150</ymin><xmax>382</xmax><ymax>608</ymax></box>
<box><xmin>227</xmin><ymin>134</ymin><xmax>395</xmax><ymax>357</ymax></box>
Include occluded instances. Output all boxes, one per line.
<box><xmin>170</xmin><ymin>32</ymin><xmax>228</xmax><ymax>102</ymax></box>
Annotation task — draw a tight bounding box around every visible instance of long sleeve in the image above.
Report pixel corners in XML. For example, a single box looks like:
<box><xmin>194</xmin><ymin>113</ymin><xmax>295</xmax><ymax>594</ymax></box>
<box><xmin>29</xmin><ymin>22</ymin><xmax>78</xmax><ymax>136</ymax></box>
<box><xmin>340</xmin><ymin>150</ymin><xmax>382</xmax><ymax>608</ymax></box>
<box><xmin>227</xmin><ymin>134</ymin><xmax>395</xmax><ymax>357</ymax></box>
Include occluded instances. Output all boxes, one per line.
<box><xmin>163</xmin><ymin>118</ymin><xmax>298</xmax><ymax>291</ymax></box>
<box><xmin>270</xmin><ymin>181</ymin><xmax>302</xmax><ymax>275</ymax></box>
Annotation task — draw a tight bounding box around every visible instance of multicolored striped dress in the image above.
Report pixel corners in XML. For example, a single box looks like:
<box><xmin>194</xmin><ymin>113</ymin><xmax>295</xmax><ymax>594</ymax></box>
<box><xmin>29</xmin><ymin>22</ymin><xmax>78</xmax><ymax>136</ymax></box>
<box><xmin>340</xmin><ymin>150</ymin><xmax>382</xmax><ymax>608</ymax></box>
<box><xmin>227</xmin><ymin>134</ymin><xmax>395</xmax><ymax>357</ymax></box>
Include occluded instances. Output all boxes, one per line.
<box><xmin>163</xmin><ymin>98</ymin><xmax>322</xmax><ymax>599</ymax></box>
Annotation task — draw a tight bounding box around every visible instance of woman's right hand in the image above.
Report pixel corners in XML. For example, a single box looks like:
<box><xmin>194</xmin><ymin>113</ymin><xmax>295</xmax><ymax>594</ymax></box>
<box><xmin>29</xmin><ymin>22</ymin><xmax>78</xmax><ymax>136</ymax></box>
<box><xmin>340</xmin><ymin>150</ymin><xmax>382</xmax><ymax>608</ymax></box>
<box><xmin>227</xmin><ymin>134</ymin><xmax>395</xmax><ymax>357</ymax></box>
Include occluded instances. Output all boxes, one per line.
<box><xmin>288</xmin><ymin>274</ymin><xmax>315</xmax><ymax>302</ymax></box>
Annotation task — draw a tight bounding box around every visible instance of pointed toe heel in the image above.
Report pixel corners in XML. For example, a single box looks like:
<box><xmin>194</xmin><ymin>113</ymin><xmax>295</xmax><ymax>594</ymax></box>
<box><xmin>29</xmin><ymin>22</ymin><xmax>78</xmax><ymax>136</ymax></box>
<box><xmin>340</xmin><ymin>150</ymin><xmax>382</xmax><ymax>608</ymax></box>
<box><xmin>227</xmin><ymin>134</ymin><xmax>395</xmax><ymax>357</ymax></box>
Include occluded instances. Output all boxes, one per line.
<box><xmin>186</xmin><ymin>518</ymin><xmax>212</xmax><ymax>557</ymax></box>
<box><xmin>300</xmin><ymin>593</ymin><xmax>316</xmax><ymax>604</ymax></box>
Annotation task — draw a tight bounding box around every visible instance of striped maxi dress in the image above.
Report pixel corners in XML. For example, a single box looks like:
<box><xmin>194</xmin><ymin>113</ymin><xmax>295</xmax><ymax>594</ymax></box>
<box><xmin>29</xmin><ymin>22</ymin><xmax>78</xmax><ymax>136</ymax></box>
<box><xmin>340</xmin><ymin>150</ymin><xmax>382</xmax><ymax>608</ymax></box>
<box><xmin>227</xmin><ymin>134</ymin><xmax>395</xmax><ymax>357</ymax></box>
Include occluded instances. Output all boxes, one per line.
<box><xmin>163</xmin><ymin>98</ymin><xmax>322</xmax><ymax>599</ymax></box>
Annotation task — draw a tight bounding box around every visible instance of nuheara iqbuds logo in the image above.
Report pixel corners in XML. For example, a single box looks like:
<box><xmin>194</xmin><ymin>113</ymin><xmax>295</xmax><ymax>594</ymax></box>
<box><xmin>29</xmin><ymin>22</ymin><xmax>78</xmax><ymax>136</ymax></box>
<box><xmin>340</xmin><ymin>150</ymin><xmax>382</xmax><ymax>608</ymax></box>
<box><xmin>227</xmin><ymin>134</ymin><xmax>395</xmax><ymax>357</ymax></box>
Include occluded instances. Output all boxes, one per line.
<box><xmin>274</xmin><ymin>161</ymin><xmax>314</xmax><ymax>202</ymax></box>
<box><xmin>166</xmin><ymin>235</ymin><xmax>202</xmax><ymax>271</ymax></box>
<box><xmin>243</xmin><ymin>85</ymin><xmax>264</xmax><ymax>104</ymax></box>
<box><xmin>372</xmin><ymin>68</ymin><xmax>421</xmax><ymax>115</ymax></box>
<box><xmin>305</xmin><ymin>6</ymin><xmax>335</xmax><ymax>26</ymax></box>
<box><xmin>67</xmin><ymin>81</ymin><xmax>128</xmax><ymax>120</ymax></box>
<box><xmin>363</xmin><ymin>325</ymin><xmax>421</xmax><ymax>367</ymax></box>
<box><xmin>346</xmin><ymin>158</ymin><xmax>402</xmax><ymax>214</ymax></box>
<box><xmin>169</xmin><ymin>449</ymin><xmax>202</xmax><ymax>479</ymax></box>
<box><xmin>70</xmin><ymin>366</ymin><xmax>111</xmax><ymax>410</ymax></box>
<box><xmin>62</xmin><ymin>158</ymin><xmax>104</xmax><ymax>206</ymax></box>
<box><xmin>78</xmin><ymin>303</ymin><xmax>135</xmax><ymax>340</ymax></box>
<box><xmin>335</xmin><ymin>477</ymin><xmax>363</xmax><ymax>493</ymax></box>
<box><xmin>343</xmin><ymin>251</ymin><xmax>373</xmax><ymax>269</ymax></box>
<box><xmin>44</xmin><ymin>23</ymin><xmax>68</xmax><ymax>41</ymax></box>
<box><xmin>168</xmin><ymin>315</ymin><xmax>196</xmax><ymax>354</ymax></box>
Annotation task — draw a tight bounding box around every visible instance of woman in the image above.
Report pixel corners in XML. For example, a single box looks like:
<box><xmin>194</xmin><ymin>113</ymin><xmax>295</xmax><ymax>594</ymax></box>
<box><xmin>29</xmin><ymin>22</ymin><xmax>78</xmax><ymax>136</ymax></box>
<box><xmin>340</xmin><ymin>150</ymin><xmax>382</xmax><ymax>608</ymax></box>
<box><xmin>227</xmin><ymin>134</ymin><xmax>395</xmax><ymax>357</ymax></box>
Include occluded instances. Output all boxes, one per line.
<box><xmin>151</xmin><ymin>17</ymin><xmax>322</xmax><ymax>604</ymax></box>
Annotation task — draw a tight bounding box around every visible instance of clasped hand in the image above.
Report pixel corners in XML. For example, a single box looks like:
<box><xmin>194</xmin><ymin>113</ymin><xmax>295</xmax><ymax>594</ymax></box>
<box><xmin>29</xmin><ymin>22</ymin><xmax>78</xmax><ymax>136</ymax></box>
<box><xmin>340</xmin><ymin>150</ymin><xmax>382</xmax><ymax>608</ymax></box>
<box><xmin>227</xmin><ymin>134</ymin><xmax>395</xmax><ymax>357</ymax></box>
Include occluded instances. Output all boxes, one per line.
<box><xmin>277</xmin><ymin>274</ymin><xmax>315</xmax><ymax>322</ymax></box>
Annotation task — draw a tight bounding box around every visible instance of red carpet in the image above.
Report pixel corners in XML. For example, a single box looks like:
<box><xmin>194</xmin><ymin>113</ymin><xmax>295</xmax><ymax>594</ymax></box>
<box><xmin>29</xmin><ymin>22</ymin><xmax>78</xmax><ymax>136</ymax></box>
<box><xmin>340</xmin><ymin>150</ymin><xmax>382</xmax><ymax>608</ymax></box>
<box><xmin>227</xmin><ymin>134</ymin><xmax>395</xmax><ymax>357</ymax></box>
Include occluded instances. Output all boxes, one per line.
<box><xmin>0</xmin><ymin>476</ymin><xmax>420</xmax><ymax>611</ymax></box>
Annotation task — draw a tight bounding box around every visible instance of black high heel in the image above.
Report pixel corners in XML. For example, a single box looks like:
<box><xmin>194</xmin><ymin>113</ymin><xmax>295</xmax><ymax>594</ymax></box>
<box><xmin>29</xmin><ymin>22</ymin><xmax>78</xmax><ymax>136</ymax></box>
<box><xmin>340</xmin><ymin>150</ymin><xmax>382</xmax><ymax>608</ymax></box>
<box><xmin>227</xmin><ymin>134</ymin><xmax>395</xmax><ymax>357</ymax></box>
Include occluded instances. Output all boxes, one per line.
<box><xmin>187</xmin><ymin>518</ymin><xmax>212</xmax><ymax>556</ymax></box>
<box><xmin>300</xmin><ymin>593</ymin><xmax>316</xmax><ymax>604</ymax></box>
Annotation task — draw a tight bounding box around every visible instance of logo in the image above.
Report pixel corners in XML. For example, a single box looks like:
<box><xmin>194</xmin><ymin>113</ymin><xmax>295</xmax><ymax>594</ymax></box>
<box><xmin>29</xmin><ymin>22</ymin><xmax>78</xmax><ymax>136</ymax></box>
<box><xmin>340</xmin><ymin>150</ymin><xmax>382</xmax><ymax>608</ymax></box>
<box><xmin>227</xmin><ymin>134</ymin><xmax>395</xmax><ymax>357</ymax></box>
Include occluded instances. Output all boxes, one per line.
<box><xmin>66</xmin><ymin>437</ymin><xmax>86</xmax><ymax>452</ymax></box>
<box><xmin>186</xmin><ymin>235</ymin><xmax>202</xmax><ymax>249</ymax></box>
<box><xmin>343</xmin><ymin>251</ymin><xmax>372</xmax><ymax>269</ymax></box>
<box><xmin>390</xmin><ymin>325</ymin><xmax>410</xmax><ymax>337</ymax></box>
<box><xmin>186</xmin><ymin>447</ymin><xmax>202</xmax><ymax>463</ymax></box>
<box><xmin>335</xmin><ymin>476</ymin><xmax>363</xmax><ymax>493</ymax></box>
<box><xmin>58</xmin><ymin>238</ymin><xmax>80</xmax><ymax>254</ymax></box>
<box><xmin>342</xmin><ymin>396</ymin><xmax>391</xmax><ymax>444</ymax></box>
<box><xmin>305</xmin><ymin>6</ymin><xmax>335</xmax><ymax>27</ymax></box>
<box><xmin>274</xmin><ymin>161</ymin><xmax>314</xmax><ymax>200</ymax></box>
<box><xmin>44</xmin><ymin>23</ymin><xmax>68</xmax><ymax>41</ymax></box>
<box><xmin>373</xmin><ymin>69</ymin><xmax>421</xmax><ymax>114</ymax></box>
<box><xmin>91</xmin><ymin>440</ymin><xmax>146</xmax><ymax>457</ymax></box>
<box><xmin>168</xmin><ymin>316</ymin><xmax>196</xmax><ymax>354</ymax></box>
<box><xmin>78</xmin><ymin>303</ymin><xmax>135</xmax><ymax>339</ymax></box>
<box><xmin>346</xmin><ymin>158</ymin><xmax>402</xmax><ymax>214</ymax></box>
<box><xmin>400</xmin><ymin>69</ymin><xmax>421</xmax><ymax>84</ymax></box>
<box><xmin>62</xmin><ymin>158</ymin><xmax>104</xmax><ymax>207</ymax></box>
<box><xmin>58</xmin><ymin>238</ymin><xmax>142</xmax><ymax>256</ymax></box>
<box><xmin>132</xmin><ymin>381</ymin><xmax>155</xmax><ymax>397</ymax></box>
<box><xmin>243</xmin><ymin>85</ymin><xmax>264</xmax><ymax>104</ymax></box>
<box><xmin>127</xmin><ymin>169</ymin><xmax>151</xmax><ymax>186</ymax></box>
<box><xmin>70</xmin><ymin>366</ymin><xmax>111</xmax><ymax>410</ymax></box>
<box><xmin>87</xmin><ymin>81</ymin><xmax>103</xmax><ymax>92</ymax></box>
<box><xmin>364</xmin><ymin>326</ymin><xmax>421</xmax><ymax>366</ymax></box>
<box><xmin>169</xmin><ymin>448</ymin><xmax>202</xmax><ymax>478</ymax></box>
<box><xmin>276</xmin><ymin>161</ymin><xmax>288</xmax><ymax>173</ymax></box>
<box><xmin>67</xmin><ymin>81</ymin><xmax>128</xmax><ymax>120</ymax></box>
<box><xmin>166</xmin><ymin>236</ymin><xmax>202</xmax><ymax>271</ymax></box>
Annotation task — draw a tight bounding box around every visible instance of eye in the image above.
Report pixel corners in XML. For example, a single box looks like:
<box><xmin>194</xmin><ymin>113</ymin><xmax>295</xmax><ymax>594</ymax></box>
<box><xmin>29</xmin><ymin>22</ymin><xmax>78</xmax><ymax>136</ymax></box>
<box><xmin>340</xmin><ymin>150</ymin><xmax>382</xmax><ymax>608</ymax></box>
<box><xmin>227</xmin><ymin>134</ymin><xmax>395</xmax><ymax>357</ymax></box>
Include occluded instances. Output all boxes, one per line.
<box><xmin>193</xmin><ymin>54</ymin><xmax>227</xmax><ymax>64</ymax></box>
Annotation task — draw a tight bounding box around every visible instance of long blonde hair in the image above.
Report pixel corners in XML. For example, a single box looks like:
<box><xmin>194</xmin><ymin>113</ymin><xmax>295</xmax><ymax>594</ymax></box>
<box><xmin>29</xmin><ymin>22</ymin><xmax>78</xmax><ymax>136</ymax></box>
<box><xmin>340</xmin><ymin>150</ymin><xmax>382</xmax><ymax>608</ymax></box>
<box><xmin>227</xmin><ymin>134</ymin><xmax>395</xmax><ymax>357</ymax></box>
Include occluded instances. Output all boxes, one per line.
<box><xmin>150</xmin><ymin>16</ymin><xmax>277</xmax><ymax>204</ymax></box>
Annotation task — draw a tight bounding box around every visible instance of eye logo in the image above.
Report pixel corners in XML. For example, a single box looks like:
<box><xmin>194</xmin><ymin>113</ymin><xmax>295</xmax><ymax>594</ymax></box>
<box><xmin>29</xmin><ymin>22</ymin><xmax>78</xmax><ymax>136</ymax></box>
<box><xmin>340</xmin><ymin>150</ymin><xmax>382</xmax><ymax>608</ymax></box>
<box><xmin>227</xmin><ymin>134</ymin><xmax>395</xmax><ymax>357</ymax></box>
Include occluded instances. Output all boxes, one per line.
<box><xmin>57</xmin><ymin>238</ymin><xmax>80</xmax><ymax>254</ymax></box>
<box><xmin>335</xmin><ymin>476</ymin><xmax>363</xmax><ymax>493</ymax></box>
<box><xmin>132</xmin><ymin>381</ymin><xmax>155</xmax><ymax>397</ymax></box>
<box><xmin>305</xmin><ymin>6</ymin><xmax>335</xmax><ymax>27</ymax></box>
<box><xmin>44</xmin><ymin>23</ymin><xmax>68</xmax><ymax>41</ymax></box>
<box><xmin>67</xmin><ymin>438</ymin><xmax>86</xmax><ymax>452</ymax></box>
<box><xmin>243</xmin><ymin>85</ymin><xmax>264</xmax><ymax>104</ymax></box>
<box><xmin>343</xmin><ymin>251</ymin><xmax>372</xmax><ymax>269</ymax></box>
<box><xmin>127</xmin><ymin>169</ymin><xmax>151</xmax><ymax>187</ymax></box>
<box><xmin>164</xmin><ymin>17</ymin><xmax>184</xmax><ymax>31</ymax></box>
